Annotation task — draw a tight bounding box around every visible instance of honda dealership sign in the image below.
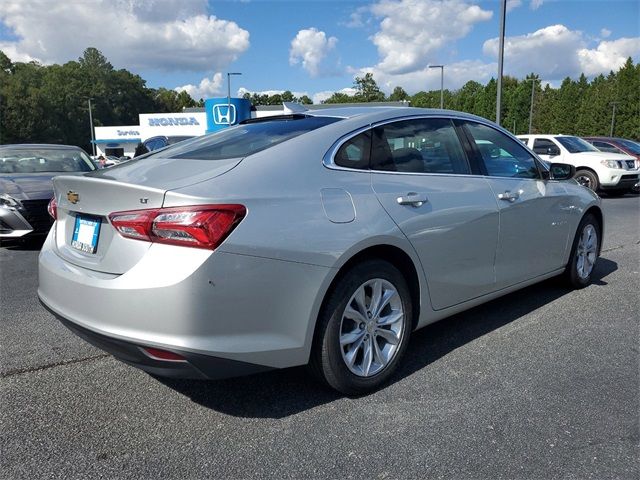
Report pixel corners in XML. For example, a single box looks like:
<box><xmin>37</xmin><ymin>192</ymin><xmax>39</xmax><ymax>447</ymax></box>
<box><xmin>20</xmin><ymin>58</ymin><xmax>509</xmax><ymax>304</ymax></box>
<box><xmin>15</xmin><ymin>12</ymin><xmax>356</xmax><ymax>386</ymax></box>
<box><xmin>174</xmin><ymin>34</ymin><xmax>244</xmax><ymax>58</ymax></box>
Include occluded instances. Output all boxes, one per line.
<box><xmin>205</xmin><ymin>98</ymin><xmax>251</xmax><ymax>133</ymax></box>
<box><xmin>139</xmin><ymin>112</ymin><xmax>207</xmax><ymax>140</ymax></box>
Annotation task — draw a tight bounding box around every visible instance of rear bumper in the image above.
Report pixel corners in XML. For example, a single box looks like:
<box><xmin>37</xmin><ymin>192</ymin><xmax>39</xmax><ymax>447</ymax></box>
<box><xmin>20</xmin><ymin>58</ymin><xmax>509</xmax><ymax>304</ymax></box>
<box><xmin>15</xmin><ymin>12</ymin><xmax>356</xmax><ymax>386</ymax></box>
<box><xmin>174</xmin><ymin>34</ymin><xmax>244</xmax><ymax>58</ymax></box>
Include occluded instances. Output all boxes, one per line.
<box><xmin>38</xmin><ymin>229</ymin><xmax>333</xmax><ymax>372</ymax></box>
<box><xmin>41</xmin><ymin>299</ymin><xmax>273</xmax><ymax>380</ymax></box>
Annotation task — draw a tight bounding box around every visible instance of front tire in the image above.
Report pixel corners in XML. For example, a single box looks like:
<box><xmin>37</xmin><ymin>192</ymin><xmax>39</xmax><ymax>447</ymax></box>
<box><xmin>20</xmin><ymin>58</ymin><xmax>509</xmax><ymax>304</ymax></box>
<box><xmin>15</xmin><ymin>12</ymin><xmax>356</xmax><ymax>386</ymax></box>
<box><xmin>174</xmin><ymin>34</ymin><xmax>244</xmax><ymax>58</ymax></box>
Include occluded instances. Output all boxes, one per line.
<box><xmin>311</xmin><ymin>260</ymin><xmax>413</xmax><ymax>395</ymax></box>
<box><xmin>564</xmin><ymin>213</ymin><xmax>600</xmax><ymax>288</ymax></box>
<box><xmin>574</xmin><ymin>169</ymin><xmax>599</xmax><ymax>192</ymax></box>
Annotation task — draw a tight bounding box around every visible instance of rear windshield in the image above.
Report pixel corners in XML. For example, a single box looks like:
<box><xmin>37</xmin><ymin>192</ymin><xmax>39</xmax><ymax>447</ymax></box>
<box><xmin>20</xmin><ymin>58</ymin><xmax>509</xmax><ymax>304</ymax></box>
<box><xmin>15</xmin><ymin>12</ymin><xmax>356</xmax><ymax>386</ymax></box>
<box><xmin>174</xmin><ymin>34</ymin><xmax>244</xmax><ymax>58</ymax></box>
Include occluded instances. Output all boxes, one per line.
<box><xmin>148</xmin><ymin>116</ymin><xmax>342</xmax><ymax>160</ymax></box>
<box><xmin>0</xmin><ymin>148</ymin><xmax>95</xmax><ymax>173</ymax></box>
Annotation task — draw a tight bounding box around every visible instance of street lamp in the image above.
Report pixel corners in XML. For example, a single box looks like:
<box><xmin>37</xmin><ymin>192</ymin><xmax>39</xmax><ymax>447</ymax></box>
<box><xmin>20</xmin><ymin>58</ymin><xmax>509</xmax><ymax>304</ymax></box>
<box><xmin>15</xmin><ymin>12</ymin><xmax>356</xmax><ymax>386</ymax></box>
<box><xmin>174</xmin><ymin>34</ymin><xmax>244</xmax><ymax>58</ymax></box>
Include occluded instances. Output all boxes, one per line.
<box><xmin>226</xmin><ymin>72</ymin><xmax>242</xmax><ymax>126</ymax></box>
<box><xmin>496</xmin><ymin>0</ymin><xmax>507</xmax><ymax>125</ymax></box>
<box><xmin>428</xmin><ymin>65</ymin><xmax>445</xmax><ymax>109</ymax></box>
<box><xmin>87</xmin><ymin>98</ymin><xmax>96</xmax><ymax>156</ymax></box>
<box><xmin>526</xmin><ymin>78</ymin><xmax>537</xmax><ymax>134</ymax></box>
<box><xmin>610</xmin><ymin>102</ymin><xmax>619</xmax><ymax>137</ymax></box>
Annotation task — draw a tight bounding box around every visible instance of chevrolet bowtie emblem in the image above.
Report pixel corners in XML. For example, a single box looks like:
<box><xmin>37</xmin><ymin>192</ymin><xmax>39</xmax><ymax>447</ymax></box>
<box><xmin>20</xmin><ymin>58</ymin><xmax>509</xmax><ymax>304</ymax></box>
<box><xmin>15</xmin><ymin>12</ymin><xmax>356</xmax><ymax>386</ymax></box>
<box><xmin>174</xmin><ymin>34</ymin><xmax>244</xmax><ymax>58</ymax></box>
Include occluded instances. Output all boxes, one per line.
<box><xmin>67</xmin><ymin>191</ymin><xmax>79</xmax><ymax>204</ymax></box>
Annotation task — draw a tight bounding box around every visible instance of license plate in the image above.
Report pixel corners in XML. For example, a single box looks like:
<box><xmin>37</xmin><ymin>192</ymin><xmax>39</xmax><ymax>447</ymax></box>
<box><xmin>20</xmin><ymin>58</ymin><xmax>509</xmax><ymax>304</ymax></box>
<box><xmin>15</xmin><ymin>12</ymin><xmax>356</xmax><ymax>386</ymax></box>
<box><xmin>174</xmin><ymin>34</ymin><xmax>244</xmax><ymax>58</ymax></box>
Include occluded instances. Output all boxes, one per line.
<box><xmin>71</xmin><ymin>215</ymin><xmax>101</xmax><ymax>254</ymax></box>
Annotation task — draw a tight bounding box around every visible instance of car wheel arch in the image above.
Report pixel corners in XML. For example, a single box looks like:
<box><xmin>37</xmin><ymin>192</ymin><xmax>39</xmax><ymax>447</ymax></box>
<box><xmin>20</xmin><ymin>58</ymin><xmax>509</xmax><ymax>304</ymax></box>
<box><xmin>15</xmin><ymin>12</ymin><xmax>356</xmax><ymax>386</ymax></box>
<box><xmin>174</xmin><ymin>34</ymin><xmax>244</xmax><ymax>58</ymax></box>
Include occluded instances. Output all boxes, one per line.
<box><xmin>309</xmin><ymin>244</ymin><xmax>423</xmax><ymax>357</ymax></box>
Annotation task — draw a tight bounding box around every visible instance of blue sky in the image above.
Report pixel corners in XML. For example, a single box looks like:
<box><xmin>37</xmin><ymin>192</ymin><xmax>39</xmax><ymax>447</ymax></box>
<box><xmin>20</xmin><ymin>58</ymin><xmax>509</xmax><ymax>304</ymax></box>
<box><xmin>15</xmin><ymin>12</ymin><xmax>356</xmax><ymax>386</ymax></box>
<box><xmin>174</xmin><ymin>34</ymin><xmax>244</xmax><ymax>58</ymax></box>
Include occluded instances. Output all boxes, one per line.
<box><xmin>0</xmin><ymin>0</ymin><xmax>638</xmax><ymax>103</ymax></box>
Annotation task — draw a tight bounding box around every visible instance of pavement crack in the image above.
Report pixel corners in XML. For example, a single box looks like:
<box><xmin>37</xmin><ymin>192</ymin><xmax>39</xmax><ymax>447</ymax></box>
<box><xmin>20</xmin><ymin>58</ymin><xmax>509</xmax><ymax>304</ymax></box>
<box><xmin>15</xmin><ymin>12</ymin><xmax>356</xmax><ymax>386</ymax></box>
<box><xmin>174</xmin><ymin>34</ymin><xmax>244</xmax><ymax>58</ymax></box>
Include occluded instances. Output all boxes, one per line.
<box><xmin>602</xmin><ymin>245</ymin><xmax>624</xmax><ymax>253</ymax></box>
<box><xmin>0</xmin><ymin>353</ymin><xmax>110</xmax><ymax>378</ymax></box>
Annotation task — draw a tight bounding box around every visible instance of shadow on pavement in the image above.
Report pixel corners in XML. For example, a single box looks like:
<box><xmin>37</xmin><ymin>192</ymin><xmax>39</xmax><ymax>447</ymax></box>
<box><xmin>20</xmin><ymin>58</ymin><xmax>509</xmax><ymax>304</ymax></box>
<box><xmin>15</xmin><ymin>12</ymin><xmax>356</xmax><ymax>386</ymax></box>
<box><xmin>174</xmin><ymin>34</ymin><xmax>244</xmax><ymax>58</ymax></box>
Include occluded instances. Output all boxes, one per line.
<box><xmin>0</xmin><ymin>235</ymin><xmax>46</xmax><ymax>251</ymax></box>
<box><xmin>156</xmin><ymin>258</ymin><xmax>616</xmax><ymax>418</ymax></box>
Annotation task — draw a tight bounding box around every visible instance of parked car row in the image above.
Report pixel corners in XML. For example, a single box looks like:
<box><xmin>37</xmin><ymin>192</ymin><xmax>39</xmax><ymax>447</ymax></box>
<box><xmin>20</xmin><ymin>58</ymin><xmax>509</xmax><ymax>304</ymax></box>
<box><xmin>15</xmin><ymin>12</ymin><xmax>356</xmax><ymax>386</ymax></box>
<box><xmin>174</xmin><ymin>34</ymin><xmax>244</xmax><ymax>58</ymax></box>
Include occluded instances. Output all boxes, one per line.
<box><xmin>518</xmin><ymin>134</ymin><xmax>640</xmax><ymax>195</ymax></box>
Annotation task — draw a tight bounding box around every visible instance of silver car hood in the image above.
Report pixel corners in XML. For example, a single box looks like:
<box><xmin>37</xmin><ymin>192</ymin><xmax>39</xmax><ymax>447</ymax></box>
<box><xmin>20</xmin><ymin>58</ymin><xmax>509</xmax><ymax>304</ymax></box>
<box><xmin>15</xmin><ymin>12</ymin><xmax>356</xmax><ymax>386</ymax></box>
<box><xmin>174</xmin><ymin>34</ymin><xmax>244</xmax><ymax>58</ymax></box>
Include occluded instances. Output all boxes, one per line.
<box><xmin>85</xmin><ymin>156</ymin><xmax>243</xmax><ymax>191</ymax></box>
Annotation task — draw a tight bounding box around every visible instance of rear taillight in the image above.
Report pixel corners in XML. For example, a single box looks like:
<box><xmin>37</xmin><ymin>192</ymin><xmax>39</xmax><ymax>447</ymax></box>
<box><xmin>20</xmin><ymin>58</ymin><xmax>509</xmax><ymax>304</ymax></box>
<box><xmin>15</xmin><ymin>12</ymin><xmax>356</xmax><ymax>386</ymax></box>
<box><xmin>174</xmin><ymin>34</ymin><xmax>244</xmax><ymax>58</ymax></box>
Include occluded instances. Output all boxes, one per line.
<box><xmin>47</xmin><ymin>197</ymin><xmax>57</xmax><ymax>220</ymax></box>
<box><xmin>109</xmin><ymin>204</ymin><xmax>246</xmax><ymax>249</ymax></box>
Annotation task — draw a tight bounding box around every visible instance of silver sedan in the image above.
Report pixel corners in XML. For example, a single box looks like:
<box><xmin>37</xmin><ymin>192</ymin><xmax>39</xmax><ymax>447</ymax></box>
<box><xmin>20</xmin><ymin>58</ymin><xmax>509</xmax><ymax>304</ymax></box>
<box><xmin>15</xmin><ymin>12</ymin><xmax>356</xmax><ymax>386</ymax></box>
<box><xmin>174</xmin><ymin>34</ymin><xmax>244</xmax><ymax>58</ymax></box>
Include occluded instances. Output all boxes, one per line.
<box><xmin>38</xmin><ymin>107</ymin><xmax>603</xmax><ymax>394</ymax></box>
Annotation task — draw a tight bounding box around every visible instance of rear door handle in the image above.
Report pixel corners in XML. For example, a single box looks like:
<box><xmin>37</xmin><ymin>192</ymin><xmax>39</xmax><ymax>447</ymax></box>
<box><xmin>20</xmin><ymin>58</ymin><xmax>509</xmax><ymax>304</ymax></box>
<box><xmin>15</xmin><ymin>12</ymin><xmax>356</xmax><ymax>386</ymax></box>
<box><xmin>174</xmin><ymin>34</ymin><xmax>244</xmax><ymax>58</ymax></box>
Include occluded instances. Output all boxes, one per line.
<box><xmin>397</xmin><ymin>192</ymin><xmax>428</xmax><ymax>207</ymax></box>
<box><xmin>497</xmin><ymin>190</ymin><xmax>523</xmax><ymax>202</ymax></box>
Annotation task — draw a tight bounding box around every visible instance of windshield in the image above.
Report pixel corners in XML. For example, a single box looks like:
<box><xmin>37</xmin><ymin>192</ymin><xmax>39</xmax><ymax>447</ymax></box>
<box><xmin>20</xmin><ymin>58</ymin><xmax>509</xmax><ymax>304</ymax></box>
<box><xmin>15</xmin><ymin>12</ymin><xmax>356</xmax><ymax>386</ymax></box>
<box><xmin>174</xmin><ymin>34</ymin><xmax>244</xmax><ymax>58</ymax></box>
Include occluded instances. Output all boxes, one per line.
<box><xmin>555</xmin><ymin>136</ymin><xmax>599</xmax><ymax>153</ymax></box>
<box><xmin>146</xmin><ymin>115</ymin><xmax>342</xmax><ymax>160</ymax></box>
<box><xmin>617</xmin><ymin>139</ymin><xmax>640</xmax><ymax>155</ymax></box>
<box><xmin>0</xmin><ymin>148</ymin><xmax>95</xmax><ymax>174</ymax></box>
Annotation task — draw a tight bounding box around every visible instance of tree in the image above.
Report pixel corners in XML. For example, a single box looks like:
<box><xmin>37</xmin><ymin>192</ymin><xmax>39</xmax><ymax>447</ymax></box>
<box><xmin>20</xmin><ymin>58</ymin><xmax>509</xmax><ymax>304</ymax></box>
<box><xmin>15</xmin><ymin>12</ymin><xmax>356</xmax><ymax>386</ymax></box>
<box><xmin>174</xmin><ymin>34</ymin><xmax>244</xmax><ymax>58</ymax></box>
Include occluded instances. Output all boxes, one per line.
<box><xmin>389</xmin><ymin>86</ymin><xmax>409</xmax><ymax>102</ymax></box>
<box><xmin>353</xmin><ymin>73</ymin><xmax>385</xmax><ymax>102</ymax></box>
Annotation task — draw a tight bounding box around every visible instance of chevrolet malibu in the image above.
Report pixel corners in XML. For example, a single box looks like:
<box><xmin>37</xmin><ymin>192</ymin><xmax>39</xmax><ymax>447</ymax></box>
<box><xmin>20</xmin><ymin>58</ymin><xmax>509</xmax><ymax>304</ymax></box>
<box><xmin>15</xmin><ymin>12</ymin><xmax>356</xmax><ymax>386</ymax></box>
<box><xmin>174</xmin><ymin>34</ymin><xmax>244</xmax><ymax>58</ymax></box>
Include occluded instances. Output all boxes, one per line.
<box><xmin>39</xmin><ymin>107</ymin><xmax>603</xmax><ymax>394</ymax></box>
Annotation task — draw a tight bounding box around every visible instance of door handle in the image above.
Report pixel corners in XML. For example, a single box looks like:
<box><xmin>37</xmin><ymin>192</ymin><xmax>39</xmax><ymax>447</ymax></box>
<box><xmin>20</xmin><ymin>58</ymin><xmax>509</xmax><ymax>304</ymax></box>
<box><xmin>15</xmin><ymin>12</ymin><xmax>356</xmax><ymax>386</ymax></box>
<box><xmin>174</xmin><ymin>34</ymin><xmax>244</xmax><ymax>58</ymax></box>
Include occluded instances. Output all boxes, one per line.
<box><xmin>497</xmin><ymin>190</ymin><xmax>523</xmax><ymax>202</ymax></box>
<box><xmin>397</xmin><ymin>192</ymin><xmax>428</xmax><ymax>207</ymax></box>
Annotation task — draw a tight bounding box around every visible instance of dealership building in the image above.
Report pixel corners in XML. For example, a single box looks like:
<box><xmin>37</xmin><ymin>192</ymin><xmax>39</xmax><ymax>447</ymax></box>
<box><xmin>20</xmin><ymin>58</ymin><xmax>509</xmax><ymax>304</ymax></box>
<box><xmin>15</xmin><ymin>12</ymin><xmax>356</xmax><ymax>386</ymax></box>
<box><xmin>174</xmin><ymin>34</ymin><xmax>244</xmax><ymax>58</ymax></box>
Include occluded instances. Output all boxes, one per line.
<box><xmin>94</xmin><ymin>98</ymin><xmax>408</xmax><ymax>158</ymax></box>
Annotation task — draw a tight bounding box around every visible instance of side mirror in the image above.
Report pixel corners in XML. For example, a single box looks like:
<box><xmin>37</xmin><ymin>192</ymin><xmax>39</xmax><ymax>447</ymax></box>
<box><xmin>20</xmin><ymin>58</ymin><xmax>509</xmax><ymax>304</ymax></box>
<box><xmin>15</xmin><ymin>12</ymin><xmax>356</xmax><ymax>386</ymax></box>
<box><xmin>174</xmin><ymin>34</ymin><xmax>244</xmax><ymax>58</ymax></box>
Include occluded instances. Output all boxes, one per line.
<box><xmin>549</xmin><ymin>163</ymin><xmax>575</xmax><ymax>180</ymax></box>
<box><xmin>546</xmin><ymin>146</ymin><xmax>561</xmax><ymax>156</ymax></box>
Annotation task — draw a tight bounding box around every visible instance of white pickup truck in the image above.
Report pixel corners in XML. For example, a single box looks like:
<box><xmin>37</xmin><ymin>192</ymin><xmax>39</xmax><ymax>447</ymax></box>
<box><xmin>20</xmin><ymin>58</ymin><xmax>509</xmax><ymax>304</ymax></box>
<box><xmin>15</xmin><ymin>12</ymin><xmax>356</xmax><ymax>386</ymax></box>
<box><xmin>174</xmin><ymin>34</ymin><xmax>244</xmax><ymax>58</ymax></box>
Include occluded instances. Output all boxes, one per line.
<box><xmin>518</xmin><ymin>134</ymin><xmax>639</xmax><ymax>194</ymax></box>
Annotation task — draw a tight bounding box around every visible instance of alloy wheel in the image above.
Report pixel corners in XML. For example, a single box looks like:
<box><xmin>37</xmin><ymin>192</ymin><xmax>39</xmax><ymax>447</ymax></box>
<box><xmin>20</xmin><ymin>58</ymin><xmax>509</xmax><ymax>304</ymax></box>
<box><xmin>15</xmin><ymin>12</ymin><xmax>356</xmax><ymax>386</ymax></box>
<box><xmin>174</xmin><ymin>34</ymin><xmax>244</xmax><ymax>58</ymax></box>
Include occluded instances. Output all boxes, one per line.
<box><xmin>339</xmin><ymin>278</ymin><xmax>405</xmax><ymax>377</ymax></box>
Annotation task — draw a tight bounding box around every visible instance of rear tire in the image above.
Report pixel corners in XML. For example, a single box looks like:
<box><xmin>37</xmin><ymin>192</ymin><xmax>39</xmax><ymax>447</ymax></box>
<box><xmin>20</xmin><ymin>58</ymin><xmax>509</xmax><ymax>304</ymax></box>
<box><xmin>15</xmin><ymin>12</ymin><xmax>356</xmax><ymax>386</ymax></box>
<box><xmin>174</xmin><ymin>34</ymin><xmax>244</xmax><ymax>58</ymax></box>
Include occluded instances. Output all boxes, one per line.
<box><xmin>311</xmin><ymin>260</ymin><xmax>413</xmax><ymax>395</ymax></box>
<box><xmin>564</xmin><ymin>213</ymin><xmax>600</xmax><ymax>289</ymax></box>
<box><xmin>574</xmin><ymin>169</ymin><xmax>599</xmax><ymax>192</ymax></box>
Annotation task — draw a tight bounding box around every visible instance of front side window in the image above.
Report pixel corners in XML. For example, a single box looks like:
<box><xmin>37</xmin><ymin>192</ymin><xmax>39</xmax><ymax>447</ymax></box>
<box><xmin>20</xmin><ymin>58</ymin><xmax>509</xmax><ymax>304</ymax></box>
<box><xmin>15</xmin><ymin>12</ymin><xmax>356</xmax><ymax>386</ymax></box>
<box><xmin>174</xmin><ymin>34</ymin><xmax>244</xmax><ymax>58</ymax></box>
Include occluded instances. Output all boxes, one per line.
<box><xmin>532</xmin><ymin>138</ymin><xmax>559</xmax><ymax>155</ymax></box>
<box><xmin>463</xmin><ymin>122</ymin><xmax>540</xmax><ymax>179</ymax></box>
<box><xmin>371</xmin><ymin>118</ymin><xmax>470</xmax><ymax>174</ymax></box>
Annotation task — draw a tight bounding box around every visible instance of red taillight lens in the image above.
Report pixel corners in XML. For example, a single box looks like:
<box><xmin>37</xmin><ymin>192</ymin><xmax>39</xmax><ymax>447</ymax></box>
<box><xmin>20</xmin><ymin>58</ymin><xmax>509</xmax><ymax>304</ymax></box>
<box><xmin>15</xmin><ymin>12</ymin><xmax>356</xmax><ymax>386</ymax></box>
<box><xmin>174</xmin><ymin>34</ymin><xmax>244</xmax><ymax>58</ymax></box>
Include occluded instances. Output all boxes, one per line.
<box><xmin>141</xmin><ymin>347</ymin><xmax>187</xmax><ymax>362</ymax></box>
<box><xmin>47</xmin><ymin>197</ymin><xmax>57</xmax><ymax>220</ymax></box>
<box><xmin>109</xmin><ymin>204</ymin><xmax>246</xmax><ymax>249</ymax></box>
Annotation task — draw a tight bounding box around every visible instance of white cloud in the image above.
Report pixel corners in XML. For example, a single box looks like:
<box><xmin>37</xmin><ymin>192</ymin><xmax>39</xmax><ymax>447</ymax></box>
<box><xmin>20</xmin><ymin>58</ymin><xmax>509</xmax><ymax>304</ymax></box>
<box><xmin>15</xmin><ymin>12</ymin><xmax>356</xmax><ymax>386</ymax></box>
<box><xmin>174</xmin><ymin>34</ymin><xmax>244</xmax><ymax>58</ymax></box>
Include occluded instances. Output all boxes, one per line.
<box><xmin>483</xmin><ymin>24</ymin><xmax>640</xmax><ymax>81</ymax></box>
<box><xmin>350</xmin><ymin>60</ymin><xmax>497</xmax><ymax>95</ymax></box>
<box><xmin>600</xmin><ymin>28</ymin><xmax>612</xmax><ymax>39</ymax></box>
<box><xmin>174</xmin><ymin>73</ymin><xmax>224</xmax><ymax>100</ymax></box>
<box><xmin>530</xmin><ymin>0</ymin><xmax>544</xmax><ymax>10</ymax></box>
<box><xmin>578</xmin><ymin>37</ymin><xmax>640</xmax><ymax>76</ymax></box>
<box><xmin>289</xmin><ymin>28</ymin><xmax>338</xmax><ymax>77</ymax></box>
<box><xmin>312</xmin><ymin>87</ymin><xmax>358</xmax><ymax>104</ymax></box>
<box><xmin>483</xmin><ymin>24</ymin><xmax>584</xmax><ymax>79</ymax></box>
<box><xmin>507</xmin><ymin>0</ymin><xmax>523</xmax><ymax>12</ymax></box>
<box><xmin>0</xmin><ymin>0</ymin><xmax>250</xmax><ymax>71</ymax></box>
<box><xmin>368</xmin><ymin>0</ymin><xmax>492</xmax><ymax>75</ymax></box>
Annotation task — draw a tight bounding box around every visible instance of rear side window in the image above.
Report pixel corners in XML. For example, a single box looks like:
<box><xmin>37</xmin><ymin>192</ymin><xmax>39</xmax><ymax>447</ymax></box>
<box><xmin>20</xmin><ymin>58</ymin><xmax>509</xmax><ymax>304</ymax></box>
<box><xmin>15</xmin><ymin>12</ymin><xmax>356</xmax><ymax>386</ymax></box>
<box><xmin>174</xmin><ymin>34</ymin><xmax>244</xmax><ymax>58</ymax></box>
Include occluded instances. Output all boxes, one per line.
<box><xmin>532</xmin><ymin>138</ymin><xmax>558</xmax><ymax>155</ymax></box>
<box><xmin>151</xmin><ymin>116</ymin><xmax>342</xmax><ymax>160</ymax></box>
<box><xmin>335</xmin><ymin>131</ymin><xmax>370</xmax><ymax>169</ymax></box>
<box><xmin>463</xmin><ymin>122</ymin><xmax>540</xmax><ymax>179</ymax></box>
<box><xmin>371</xmin><ymin>118</ymin><xmax>470</xmax><ymax>174</ymax></box>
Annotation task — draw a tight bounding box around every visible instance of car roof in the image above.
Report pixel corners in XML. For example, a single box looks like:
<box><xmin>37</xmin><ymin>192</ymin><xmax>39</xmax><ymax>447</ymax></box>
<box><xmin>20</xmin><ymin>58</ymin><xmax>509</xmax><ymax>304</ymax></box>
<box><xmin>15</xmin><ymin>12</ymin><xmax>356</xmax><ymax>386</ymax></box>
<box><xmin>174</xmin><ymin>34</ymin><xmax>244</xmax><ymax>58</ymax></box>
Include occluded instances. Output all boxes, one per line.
<box><xmin>303</xmin><ymin>106</ymin><xmax>493</xmax><ymax>124</ymax></box>
<box><xmin>0</xmin><ymin>143</ymin><xmax>84</xmax><ymax>150</ymax></box>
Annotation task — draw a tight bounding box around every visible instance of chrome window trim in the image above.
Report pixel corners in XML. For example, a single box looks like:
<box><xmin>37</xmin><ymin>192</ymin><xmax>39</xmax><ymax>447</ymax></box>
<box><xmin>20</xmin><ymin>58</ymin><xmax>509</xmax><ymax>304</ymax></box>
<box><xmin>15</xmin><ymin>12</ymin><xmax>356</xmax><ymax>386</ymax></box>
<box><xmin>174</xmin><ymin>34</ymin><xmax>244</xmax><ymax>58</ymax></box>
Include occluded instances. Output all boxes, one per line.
<box><xmin>322</xmin><ymin>113</ymin><xmax>535</xmax><ymax>179</ymax></box>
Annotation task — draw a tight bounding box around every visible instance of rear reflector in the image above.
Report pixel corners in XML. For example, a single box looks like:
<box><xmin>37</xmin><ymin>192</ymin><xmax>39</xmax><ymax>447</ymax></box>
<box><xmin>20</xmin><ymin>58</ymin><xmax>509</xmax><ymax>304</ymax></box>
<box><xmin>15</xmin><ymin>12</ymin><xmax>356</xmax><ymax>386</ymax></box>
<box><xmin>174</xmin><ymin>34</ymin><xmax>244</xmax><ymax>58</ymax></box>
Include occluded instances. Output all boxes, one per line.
<box><xmin>47</xmin><ymin>197</ymin><xmax>57</xmax><ymax>220</ymax></box>
<box><xmin>141</xmin><ymin>347</ymin><xmax>187</xmax><ymax>362</ymax></box>
<box><xmin>109</xmin><ymin>204</ymin><xmax>246</xmax><ymax>249</ymax></box>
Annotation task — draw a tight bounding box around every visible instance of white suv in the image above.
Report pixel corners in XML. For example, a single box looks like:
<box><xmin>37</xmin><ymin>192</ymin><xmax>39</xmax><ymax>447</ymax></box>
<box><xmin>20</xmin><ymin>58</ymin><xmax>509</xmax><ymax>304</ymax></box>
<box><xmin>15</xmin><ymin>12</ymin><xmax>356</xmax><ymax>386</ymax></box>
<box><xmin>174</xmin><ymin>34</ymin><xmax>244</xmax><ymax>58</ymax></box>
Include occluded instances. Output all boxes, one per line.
<box><xmin>518</xmin><ymin>134</ymin><xmax>639</xmax><ymax>194</ymax></box>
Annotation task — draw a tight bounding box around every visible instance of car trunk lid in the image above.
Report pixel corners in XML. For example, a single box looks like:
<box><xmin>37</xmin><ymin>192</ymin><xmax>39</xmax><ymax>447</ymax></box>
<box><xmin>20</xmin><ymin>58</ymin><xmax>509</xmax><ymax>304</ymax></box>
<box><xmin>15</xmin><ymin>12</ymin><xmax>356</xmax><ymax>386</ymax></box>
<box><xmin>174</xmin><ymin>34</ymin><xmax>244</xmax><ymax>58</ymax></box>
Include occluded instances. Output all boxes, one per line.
<box><xmin>50</xmin><ymin>157</ymin><xmax>242</xmax><ymax>274</ymax></box>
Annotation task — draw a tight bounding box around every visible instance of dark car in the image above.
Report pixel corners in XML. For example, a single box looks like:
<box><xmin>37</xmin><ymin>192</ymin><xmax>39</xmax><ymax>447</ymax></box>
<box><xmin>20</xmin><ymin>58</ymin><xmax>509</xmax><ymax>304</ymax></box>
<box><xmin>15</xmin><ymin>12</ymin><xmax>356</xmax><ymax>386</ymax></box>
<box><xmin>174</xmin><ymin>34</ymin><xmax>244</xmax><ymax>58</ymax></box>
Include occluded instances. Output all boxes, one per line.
<box><xmin>0</xmin><ymin>144</ymin><xmax>95</xmax><ymax>239</ymax></box>
<box><xmin>583</xmin><ymin>137</ymin><xmax>640</xmax><ymax>163</ymax></box>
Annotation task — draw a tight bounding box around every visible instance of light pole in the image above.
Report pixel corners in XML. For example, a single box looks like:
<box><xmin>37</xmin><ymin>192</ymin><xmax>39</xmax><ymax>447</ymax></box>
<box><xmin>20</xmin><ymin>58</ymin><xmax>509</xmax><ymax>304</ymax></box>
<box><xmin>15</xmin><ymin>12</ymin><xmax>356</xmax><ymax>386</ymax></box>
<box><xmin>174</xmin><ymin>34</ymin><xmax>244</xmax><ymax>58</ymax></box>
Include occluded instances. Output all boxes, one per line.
<box><xmin>526</xmin><ymin>78</ymin><xmax>537</xmax><ymax>134</ymax></box>
<box><xmin>226</xmin><ymin>72</ymin><xmax>242</xmax><ymax>126</ymax></box>
<box><xmin>610</xmin><ymin>102</ymin><xmax>619</xmax><ymax>137</ymax></box>
<box><xmin>87</xmin><ymin>98</ymin><xmax>96</xmax><ymax>156</ymax></box>
<box><xmin>496</xmin><ymin>0</ymin><xmax>507</xmax><ymax>125</ymax></box>
<box><xmin>428</xmin><ymin>65</ymin><xmax>445</xmax><ymax>109</ymax></box>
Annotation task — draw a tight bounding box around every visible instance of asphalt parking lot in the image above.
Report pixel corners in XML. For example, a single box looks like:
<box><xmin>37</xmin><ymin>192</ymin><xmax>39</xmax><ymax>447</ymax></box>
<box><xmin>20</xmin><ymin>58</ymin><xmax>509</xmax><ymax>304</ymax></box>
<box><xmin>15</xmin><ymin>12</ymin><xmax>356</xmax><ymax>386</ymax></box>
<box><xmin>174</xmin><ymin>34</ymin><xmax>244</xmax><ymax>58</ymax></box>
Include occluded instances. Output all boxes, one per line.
<box><xmin>1</xmin><ymin>195</ymin><xmax>638</xmax><ymax>479</ymax></box>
